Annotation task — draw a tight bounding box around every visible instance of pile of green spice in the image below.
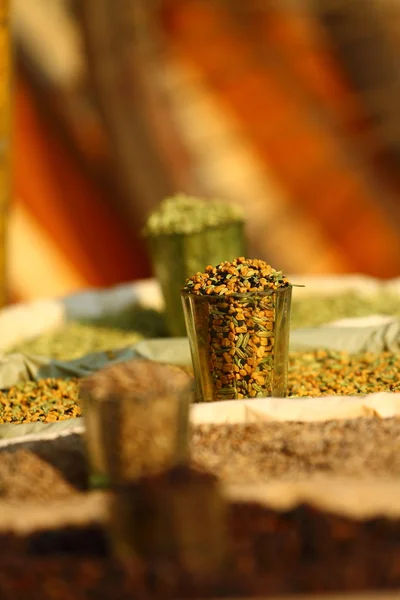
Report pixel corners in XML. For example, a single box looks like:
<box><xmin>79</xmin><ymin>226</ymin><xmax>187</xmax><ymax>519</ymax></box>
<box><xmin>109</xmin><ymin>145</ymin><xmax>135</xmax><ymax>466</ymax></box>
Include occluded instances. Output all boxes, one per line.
<box><xmin>288</xmin><ymin>350</ymin><xmax>400</xmax><ymax>397</ymax></box>
<box><xmin>184</xmin><ymin>257</ymin><xmax>290</xmax><ymax>400</ymax></box>
<box><xmin>0</xmin><ymin>379</ymin><xmax>80</xmax><ymax>424</ymax></box>
<box><xmin>7</xmin><ymin>323</ymin><xmax>143</xmax><ymax>361</ymax></box>
<box><xmin>291</xmin><ymin>291</ymin><xmax>400</xmax><ymax>329</ymax></box>
<box><xmin>143</xmin><ymin>194</ymin><xmax>243</xmax><ymax>236</ymax></box>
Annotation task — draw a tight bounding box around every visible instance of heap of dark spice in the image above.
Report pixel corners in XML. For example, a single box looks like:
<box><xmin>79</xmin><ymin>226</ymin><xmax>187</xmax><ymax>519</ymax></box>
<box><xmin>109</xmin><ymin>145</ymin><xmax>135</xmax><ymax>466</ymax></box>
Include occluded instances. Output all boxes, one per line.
<box><xmin>2</xmin><ymin>502</ymin><xmax>400</xmax><ymax>598</ymax></box>
<box><xmin>184</xmin><ymin>257</ymin><xmax>290</xmax><ymax>400</ymax></box>
<box><xmin>0</xmin><ymin>379</ymin><xmax>81</xmax><ymax>424</ymax></box>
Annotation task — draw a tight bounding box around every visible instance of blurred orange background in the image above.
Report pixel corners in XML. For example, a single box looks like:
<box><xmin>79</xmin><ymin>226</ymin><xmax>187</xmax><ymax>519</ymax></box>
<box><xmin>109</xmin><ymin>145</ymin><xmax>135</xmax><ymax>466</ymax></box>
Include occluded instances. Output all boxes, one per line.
<box><xmin>9</xmin><ymin>0</ymin><xmax>400</xmax><ymax>303</ymax></box>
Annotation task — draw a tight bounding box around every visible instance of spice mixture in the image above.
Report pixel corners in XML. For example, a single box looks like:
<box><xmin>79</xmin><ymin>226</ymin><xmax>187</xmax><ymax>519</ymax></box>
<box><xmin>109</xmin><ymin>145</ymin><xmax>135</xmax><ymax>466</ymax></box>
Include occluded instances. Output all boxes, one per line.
<box><xmin>0</xmin><ymin>379</ymin><xmax>80</xmax><ymax>424</ymax></box>
<box><xmin>288</xmin><ymin>350</ymin><xmax>400</xmax><ymax>397</ymax></box>
<box><xmin>184</xmin><ymin>258</ymin><xmax>290</xmax><ymax>400</ymax></box>
<box><xmin>192</xmin><ymin>417</ymin><xmax>400</xmax><ymax>483</ymax></box>
<box><xmin>291</xmin><ymin>290</ymin><xmax>400</xmax><ymax>329</ymax></box>
<box><xmin>1</xmin><ymin>349</ymin><xmax>399</xmax><ymax>424</ymax></box>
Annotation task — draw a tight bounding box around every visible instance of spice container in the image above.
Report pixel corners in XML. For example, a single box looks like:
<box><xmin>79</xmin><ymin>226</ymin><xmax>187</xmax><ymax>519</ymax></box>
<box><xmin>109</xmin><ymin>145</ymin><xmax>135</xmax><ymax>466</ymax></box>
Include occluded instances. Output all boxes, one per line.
<box><xmin>80</xmin><ymin>360</ymin><xmax>194</xmax><ymax>488</ymax></box>
<box><xmin>144</xmin><ymin>195</ymin><xmax>246</xmax><ymax>337</ymax></box>
<box><xmin>182</xmin><ymin>258</ymin><xmax>292</xmax><ymax>401</ymax></box>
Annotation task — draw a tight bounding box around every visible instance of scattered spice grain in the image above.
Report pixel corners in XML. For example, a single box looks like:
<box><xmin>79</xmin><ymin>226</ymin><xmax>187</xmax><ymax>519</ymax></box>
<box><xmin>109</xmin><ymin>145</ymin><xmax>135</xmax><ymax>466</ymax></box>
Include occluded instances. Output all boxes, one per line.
<box><xmin>184</xmin><ymin>257</ymin><xmax>291</xmax><ymax>400</ymax></box>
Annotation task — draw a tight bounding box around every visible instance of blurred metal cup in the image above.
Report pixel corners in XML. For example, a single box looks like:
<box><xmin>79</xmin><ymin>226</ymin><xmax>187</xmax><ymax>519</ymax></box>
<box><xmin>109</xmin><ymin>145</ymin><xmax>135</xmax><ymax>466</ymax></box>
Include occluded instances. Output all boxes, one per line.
<box><xmin>80</xmin><ymin>359</ymin><xmax>194</xmax><ymax>489</ymax></box>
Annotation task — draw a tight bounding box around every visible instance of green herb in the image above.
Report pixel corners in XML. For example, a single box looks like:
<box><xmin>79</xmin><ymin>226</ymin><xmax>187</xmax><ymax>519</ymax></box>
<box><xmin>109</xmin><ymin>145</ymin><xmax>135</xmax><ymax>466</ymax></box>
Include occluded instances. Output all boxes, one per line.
<box><xmin>291</xmin><ymin>291</ymin><xmax>400</xmax><ymax>329</ymax></box>
<box><xmin>143</xmin><ymin>194</ymin><xmax>244</xmax><ymax>237</ymax></box>
<box><xmin>145</xmin><ymin>194</ymin><xmax>246</xmax><ymax>337</ymax></box>
<box><xmin>8</xmin><ymin>323</ymin><xmax>143</xmax><ymax>361</ymax></box>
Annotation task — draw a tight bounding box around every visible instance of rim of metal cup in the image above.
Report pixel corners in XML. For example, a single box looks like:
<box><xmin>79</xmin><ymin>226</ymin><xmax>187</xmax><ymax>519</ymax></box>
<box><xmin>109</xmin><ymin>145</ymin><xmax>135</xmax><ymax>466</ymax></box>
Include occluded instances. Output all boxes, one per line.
<box><xmin>180</xmin><ymin>285</ymin><xmax>292</xmax><ymax>300</ymax></box>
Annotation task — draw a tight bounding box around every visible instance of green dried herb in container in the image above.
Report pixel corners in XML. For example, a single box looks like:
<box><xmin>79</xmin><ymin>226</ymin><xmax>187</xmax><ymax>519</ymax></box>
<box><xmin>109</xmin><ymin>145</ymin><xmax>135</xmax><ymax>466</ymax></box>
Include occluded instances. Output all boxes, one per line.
<box><xmin>144</xmin><ymin>194</ymin><xmax>246</xmax><ymax>337</ymax></box>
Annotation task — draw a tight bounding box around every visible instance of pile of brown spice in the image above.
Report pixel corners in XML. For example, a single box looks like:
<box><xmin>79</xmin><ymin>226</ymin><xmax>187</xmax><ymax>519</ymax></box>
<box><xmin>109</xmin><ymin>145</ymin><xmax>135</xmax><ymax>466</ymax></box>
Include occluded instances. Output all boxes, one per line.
<box><xmin>192</xmin><ymin>418</ymin><xmax>400</xmax><ymax>483</ymax></box>
<box><xmin>0</xmin><ymin>450</ymin><xmax>79</xmax><ymax>502</ymax></box>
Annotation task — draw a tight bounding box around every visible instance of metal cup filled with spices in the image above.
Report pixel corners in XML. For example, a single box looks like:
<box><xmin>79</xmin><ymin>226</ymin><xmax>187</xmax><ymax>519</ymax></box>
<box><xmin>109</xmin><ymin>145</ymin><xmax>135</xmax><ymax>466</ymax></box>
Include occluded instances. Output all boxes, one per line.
<box><xmin>80</xmin><ymin>360</ymin><xmax>193</xmax><ymax>489</ymax></box>
<box><xmin>143</xmin><ymin>194</ymin><xmax>246</xmax><ymax>338</ymax></box>
<box><xmin>182</xmin><ymin>257</ymin><xmax>292</xmax><ymax>401</ymax></box>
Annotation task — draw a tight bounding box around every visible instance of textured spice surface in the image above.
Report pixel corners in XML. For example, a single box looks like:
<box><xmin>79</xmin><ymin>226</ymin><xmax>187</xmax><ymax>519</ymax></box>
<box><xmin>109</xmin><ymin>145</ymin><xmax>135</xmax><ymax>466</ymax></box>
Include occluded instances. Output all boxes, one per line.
<box><xmin>0</xmin><ymin>450</ymin><xmax>79</xmax><ymax>502</ymax></box>
<box><xmin>288</xmin><ymin>350</ymin><xmax>400</xmax><ymax>397</ymax></box>
<box><xmin>0</xmin><ymin>379</ymin><xmax>80</xmax><ymax>424</ymax></box>
<box><xmin>2</xmin><ymin>483</ymin><xmax>400</xmax><ymax>597</ymax></box>
<box><xmin>184</xmin><ymin>257</ymin><xmax>289</xmax><ymax>296</ymax></box>
<box><xmin>144</xmin><ymin>194</ymin><xmax>243</xmax><ymax>236</ymax></box>
<box><xmin>7</xmin><ymin>418</ymin><xmax>400</xmax><ymax>500</ymax></box>
<box><xmin>2</xmin><ymin>428</ymin><xmax>400</xmax><ymax>596</ymax></box>
<box><xmin>184</xmin><ymin>258</ymin><xmax>290</xmax><ymax>400</ymax></box>
<box><xmin>192</xmin><ymin>418</ymin><xmax>400</xmax><ymax>483</ymax></box>
<box><xmin>8</xmin><ymin>323</ymin><xmax>144</xmax><ymax>361</ymax></box>
<box><xmin>1</xmin><ymin>349</ymin><xmax>399</xmax><ymax>425</ymax></box>
<box><xmin>2</xmin><ymin>505</ymin><xmax>400</xmax><ymax>598</ymax></box>
<box><xmin>291</xmin><ymin>290</ymin><xmax>400</xmax><ymax>328</ymax></box>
